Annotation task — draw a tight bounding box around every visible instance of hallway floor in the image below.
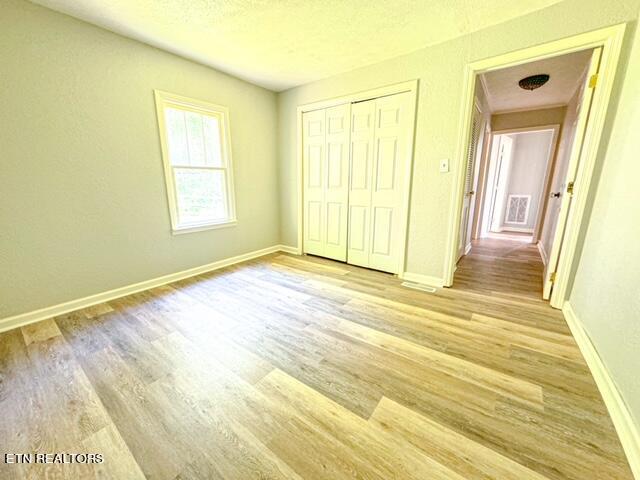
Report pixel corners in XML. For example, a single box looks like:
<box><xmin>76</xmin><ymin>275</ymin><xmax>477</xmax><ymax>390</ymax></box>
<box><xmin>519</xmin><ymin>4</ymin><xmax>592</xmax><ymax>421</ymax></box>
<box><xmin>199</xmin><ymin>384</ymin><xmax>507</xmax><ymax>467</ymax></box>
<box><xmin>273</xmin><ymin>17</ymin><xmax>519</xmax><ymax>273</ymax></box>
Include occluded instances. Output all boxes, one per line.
<box><xmin>453</xmin><ymin>237</ymin><xmax>545</xmax><ymax>302</ymax></box>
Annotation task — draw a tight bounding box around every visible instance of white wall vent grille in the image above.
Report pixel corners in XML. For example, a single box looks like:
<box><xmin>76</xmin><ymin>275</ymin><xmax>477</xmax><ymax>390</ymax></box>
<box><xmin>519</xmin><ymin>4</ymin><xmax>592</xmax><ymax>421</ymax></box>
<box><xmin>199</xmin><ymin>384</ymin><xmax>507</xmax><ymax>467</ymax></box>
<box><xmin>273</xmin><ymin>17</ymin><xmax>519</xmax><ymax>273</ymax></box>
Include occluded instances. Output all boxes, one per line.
<box><xmin>505</xmin><ymin>195</ymin><xmax>531</xmax><ymax>225</ymax></box>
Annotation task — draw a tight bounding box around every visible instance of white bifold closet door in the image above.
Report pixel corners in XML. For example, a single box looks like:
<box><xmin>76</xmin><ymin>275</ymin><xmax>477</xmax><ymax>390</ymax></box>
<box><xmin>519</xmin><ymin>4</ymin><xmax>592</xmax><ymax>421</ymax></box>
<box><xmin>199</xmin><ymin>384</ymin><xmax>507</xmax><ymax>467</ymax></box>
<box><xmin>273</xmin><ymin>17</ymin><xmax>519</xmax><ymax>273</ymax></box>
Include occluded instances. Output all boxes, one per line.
<box><xmin>302</xmin><ymin>104</ymin><xmax>350</xmax><ymax>261</ymax></box>
<box><xmin>348</xmin><ymin>92</ymin><xmax>412</xmax><ymax>273</ymax></box>
<box><xmin>303</xmin><ymin>91</ymin><xmax>411</xmax><ymax>274</ymax></box>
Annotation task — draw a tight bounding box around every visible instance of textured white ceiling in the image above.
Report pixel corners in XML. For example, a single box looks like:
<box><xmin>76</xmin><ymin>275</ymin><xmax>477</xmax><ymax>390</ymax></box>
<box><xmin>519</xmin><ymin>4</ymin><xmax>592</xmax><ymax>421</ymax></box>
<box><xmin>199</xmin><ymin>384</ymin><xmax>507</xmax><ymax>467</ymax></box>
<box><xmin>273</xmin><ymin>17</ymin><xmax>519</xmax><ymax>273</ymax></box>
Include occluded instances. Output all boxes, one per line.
<box><xmin>481</xmin><ymin>49</ymin><xmax>593</xmax><ymax>113</ymax></box>
<box><xmin>30</xmin><ymin>0</ymin><xmax>564</xmax><ymax>91</ymax></box>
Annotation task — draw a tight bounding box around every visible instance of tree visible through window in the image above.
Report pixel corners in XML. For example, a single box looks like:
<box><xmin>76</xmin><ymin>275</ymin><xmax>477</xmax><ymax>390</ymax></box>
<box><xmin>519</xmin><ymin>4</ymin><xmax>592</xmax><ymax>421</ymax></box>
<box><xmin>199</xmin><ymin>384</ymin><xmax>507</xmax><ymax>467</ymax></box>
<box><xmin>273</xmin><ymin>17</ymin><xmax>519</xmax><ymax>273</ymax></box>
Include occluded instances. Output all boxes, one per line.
<box><xmin>155</xmin><ymin>91</ymin><xmax>236</xmax><ymax>233</ymax></box>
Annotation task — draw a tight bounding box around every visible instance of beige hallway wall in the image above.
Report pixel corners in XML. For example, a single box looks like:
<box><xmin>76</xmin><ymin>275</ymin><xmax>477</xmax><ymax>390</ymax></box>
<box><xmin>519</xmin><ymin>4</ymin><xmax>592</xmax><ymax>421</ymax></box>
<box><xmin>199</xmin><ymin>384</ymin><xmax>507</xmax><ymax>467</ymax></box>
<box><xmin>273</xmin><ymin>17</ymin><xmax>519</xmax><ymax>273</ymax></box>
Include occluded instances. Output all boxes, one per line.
<box><xmin>491</xmin><ymin>106</ymin><xmax>566</xmax><ymax>131</ymax></box>
<box><xmin>277</xmin><ymin>0</ymin><xmax>640</xmax><ymax>280</ymax></box>
<box><xmin>0</xmin><ymin>0</ymin><xmax>280</xmax><ymax>319</ymax></box>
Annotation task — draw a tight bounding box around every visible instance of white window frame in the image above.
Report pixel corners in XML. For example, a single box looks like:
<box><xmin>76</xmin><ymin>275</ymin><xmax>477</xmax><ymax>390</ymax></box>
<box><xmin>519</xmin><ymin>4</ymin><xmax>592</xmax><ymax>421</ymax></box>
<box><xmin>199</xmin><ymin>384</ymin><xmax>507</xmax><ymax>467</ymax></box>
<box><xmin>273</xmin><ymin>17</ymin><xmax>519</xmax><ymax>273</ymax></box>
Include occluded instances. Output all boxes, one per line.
<box><xmin>154</xmin><ymin>90</ymin><xmax>237</xmax><ymax>234</ymax></box>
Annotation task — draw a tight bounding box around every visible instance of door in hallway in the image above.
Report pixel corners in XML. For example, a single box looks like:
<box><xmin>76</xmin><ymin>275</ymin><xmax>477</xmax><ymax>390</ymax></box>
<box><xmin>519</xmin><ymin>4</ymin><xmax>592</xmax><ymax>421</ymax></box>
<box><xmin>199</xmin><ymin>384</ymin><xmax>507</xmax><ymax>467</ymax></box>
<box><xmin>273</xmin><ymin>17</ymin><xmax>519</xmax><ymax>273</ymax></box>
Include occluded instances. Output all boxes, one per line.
<box><xmin>457</xmin><ymin>103</ymin><xmax>483</xmax><ymax>260</ymax></box>
<box><xmin>489</xmin><ymin>135</ymin><xmax>514</xmax><ymax>233</ymax></box>
<box><xmin>543</xmin><ymin>47</ymin><xmax>602</xmax><ymax>300</ymax></box>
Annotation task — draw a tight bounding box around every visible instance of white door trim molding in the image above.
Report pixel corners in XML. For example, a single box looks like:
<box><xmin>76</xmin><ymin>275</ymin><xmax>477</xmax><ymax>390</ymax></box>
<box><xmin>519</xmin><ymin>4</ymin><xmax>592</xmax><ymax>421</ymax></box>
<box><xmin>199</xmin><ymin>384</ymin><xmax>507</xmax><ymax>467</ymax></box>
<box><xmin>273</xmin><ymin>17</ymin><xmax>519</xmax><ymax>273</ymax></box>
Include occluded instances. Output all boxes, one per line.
<box><xmin>444</xmin><ymin>24</ymin><xmax>626</xmax><ymax>310</ymax></box>
<box><xmin>0</xmin><ymin>245</ymin><xmax>297</xmax><ymax>335</ymax></box>
<box><xmin>563</xmin><ymin>302</ymin><xmax>640</xmax><ymax>479</ymax></box>
<box><xmin>497</xmin><ymin>226</ymin><xmax>534</xmax><ymax>234</ymax></box>
<box><xmin>537</xmin><ymin>241</ymin><xmax>548</xmax><ymax>266</ymax></box>
<box><xmin>295</xmin><ymin>80</ymin><xmax>419</xmax><ymax>276</ymax></box>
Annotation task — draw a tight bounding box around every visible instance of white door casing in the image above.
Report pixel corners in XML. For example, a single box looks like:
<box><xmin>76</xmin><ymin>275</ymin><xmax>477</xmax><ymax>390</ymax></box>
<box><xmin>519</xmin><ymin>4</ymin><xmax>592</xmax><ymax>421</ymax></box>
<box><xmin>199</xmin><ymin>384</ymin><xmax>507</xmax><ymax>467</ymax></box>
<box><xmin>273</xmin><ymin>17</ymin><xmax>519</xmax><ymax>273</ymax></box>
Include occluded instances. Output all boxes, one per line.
<box><xmin>543</xmin><ymin>47</ymin><xmax>602</xmax><ymax>300</ymax></box>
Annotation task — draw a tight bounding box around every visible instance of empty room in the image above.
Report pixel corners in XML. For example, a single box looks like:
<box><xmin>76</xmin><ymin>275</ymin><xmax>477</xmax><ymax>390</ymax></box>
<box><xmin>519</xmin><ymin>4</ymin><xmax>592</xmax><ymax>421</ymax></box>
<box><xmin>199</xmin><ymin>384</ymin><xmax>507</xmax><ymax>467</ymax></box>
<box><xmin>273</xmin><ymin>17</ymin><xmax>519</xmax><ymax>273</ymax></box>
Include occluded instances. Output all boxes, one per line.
<box><xmin>1</xmin><ymin>1</ymin><xmax>639</xmax><ymax>479</ymax></box>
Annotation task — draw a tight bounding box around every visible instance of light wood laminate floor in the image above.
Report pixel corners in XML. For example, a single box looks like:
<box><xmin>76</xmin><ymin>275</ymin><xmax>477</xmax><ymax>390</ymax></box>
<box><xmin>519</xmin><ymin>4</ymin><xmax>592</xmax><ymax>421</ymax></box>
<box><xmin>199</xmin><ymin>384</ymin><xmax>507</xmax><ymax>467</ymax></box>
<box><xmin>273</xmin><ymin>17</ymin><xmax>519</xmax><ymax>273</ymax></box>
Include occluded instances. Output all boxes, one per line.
<box><xmin>454</xmin><ymin>237</ymin><xmax>546</xmax><ymax>300</ymax></box>
<box><xmin>0</xmin><ymin>239</ymin><xmax>634</xmax><ymax>479</ymax></box>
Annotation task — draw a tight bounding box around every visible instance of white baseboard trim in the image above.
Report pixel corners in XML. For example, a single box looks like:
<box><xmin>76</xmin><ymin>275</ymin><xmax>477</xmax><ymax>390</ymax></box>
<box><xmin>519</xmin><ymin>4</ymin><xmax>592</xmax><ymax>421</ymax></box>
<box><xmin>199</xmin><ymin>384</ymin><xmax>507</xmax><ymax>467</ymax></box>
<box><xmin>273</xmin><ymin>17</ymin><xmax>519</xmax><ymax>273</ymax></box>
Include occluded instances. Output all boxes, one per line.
<box><xmin>277</xmin><ymin>244</ymin><xmax>301</xmax><ymax>255</ymax></box>
<box><xmin>563</xmin><ymin>302</ymin><xmax>640</xmax><ymax>479</ymax></box>
<box><xmin>498</xmin><ymin>226</ymin><xmax>534</xmax><ymax>233</ymax></box>
<box><xmin>537</xmin><ymin>241</ymin><xmax>548</xmax><ymax>266</ymax></box>
<box><xmin>0</xmin><ymin>245</ymin><xmax>288</xmax><ymax>335</ymax></box>
<box><xmin>399</xmin><ymin>272</ymin><xmax>445</xmax><ymax>288</ymax></box>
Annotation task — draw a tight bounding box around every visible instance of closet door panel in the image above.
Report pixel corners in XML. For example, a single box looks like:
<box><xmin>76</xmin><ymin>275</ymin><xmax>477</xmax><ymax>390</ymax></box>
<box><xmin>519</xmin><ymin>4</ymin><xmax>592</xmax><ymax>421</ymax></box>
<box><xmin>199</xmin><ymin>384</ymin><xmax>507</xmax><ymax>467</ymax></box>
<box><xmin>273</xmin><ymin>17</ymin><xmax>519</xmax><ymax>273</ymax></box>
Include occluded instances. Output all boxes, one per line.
<box><xmin>371</xmin><ymin>206</ymin><xmax>393</xmax><ymax>255</ymax></box>
<box><xmin>323</xmin><ymin>104</ymin><xmax>350</xmax><ymax>261</ymax></box>
<box><xmin>368</xmin><ymin>92</ymin><xmax>412</xmax><ymax>273</ymax></box>
<box><xmin>347</xmin><ymin>100</ymin><xmax>375</xmax><ymax>268</ymax></box>
<box><xmin>302</xmin><ymin>109</ymin><xmax>326</xmax><ymax>256</ymax></box>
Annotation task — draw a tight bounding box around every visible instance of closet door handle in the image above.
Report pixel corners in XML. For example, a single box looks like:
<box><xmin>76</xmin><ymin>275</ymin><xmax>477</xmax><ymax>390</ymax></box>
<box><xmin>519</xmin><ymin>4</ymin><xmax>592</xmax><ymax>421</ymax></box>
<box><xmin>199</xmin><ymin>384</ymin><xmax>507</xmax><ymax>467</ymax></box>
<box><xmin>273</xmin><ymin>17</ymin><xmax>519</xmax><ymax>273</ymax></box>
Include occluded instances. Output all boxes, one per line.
<box><xmin>550</xmin><ymin>192</ymin><xmax>561</xmax><ymax>198</ymax></box>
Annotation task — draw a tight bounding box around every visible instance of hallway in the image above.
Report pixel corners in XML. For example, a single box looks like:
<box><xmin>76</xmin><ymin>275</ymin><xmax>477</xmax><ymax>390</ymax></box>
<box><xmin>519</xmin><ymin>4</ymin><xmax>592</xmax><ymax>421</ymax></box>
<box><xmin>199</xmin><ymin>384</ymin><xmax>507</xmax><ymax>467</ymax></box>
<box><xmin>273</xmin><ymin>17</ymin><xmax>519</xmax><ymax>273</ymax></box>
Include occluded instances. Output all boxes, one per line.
<box><xmin>453</xmin><ymin>237</ymin><xmax>545</xmax><ymax>302</ymax></box>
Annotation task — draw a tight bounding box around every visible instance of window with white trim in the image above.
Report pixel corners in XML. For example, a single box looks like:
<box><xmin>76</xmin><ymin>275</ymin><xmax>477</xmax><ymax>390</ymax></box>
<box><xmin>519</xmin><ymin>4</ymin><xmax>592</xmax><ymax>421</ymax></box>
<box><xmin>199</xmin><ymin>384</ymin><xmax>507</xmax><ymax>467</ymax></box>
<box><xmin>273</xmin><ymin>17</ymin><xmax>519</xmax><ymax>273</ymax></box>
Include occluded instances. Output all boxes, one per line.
<box><xmin>154</xmin><ymin>91</ymin><xmax>236</xmax><ymax>233</ymax></box>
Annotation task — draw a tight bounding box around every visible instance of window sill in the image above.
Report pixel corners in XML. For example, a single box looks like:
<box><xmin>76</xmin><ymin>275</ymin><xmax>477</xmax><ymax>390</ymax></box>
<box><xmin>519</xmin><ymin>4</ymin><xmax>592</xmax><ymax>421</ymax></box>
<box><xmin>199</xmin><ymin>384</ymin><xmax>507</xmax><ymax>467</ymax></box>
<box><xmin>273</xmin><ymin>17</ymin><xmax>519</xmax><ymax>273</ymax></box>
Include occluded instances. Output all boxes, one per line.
<box><xmin>172</xmin><ymin>220</ymin><xmax>237</xmax><ymax>235</ymax></box>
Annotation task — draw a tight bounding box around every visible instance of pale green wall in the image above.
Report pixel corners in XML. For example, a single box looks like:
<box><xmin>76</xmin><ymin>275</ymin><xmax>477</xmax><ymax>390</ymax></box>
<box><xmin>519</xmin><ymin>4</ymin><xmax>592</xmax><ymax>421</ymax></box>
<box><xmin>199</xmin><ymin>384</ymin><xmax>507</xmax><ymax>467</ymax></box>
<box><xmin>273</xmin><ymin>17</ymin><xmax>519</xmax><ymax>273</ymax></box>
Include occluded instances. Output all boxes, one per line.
<box><xmin>570</xmin><ymin>24</ymin><xmax>640</xmax><ymax>428</ymax></box>
<box><xmin>277</xmin><ymin>0</ymin><xmax>640</xmax><ymax>278</ymax></box>
<box><xmin>0</xmin><ymin>0</ymin><xmax>279</xmax><ymax>318</ymax></box>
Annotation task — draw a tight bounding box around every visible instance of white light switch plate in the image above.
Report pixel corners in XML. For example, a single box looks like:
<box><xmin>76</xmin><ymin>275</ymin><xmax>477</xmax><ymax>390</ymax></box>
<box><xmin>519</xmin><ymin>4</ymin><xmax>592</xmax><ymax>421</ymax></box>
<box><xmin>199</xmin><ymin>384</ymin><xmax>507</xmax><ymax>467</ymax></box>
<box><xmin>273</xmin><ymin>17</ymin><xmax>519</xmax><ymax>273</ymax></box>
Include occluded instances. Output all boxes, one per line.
<box><xmin>439</xmin><ymin>159</ymin><xmax>450</xmax><ymax>173</ymax></box>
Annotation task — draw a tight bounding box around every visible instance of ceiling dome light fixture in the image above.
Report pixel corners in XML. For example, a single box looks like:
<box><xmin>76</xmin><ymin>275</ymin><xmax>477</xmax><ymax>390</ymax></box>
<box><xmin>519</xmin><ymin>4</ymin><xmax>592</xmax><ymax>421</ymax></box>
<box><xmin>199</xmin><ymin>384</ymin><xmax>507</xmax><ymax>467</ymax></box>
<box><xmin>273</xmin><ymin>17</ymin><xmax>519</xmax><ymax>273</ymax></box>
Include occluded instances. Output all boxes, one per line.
<box><xmin>518</xmin><ymin>74</ymin><xmax>550</xmax><ymax>90</ymax></box>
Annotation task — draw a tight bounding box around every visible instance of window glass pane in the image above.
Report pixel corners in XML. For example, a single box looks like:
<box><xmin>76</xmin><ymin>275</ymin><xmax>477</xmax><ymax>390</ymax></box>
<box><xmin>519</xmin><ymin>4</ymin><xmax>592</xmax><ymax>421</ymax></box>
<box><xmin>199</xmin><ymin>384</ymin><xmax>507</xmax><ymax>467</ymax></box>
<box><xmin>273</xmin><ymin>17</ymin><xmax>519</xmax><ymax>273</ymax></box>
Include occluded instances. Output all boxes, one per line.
<box><xmin>165</xmin><ymin>108</ymin><xmax>188</xmax><ymax>166</ymax></box>
<box><xmin>185</xmin><ymin>111</ymin><xmax>206</xmax><ymax>166</ymax></box>
<box><xmin>203</xmin><ymin>115</ymin><xmax>223</xmax><ymax>167</ymax></box>
<box><xmin>174</xmin><ymin>168</ymin><xmax>227</xmax><ymax>225</ymax></box>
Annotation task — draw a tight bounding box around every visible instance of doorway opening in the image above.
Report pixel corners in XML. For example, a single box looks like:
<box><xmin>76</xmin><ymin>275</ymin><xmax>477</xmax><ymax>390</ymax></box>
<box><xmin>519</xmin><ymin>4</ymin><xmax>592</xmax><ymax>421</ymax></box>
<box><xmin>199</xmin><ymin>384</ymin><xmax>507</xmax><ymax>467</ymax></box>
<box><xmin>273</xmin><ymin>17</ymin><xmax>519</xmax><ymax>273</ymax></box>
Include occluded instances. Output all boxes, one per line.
<box><xmin>446</xmin><ymin>25</ymin><xmax>626</xmax><ymax>307</ymax></box>
<box><xmin>480</xmin><ymin>127</ymin><xmax>558</xmax><ymax>245</ymax></box>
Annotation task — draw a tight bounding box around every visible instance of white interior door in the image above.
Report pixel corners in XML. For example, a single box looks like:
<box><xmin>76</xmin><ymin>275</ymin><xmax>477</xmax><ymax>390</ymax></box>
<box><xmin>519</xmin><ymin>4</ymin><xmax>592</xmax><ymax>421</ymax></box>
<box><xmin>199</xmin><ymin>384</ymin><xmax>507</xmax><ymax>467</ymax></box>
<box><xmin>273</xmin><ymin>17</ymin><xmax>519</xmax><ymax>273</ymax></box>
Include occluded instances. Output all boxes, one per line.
<box><xmin>480</xmin><ymin>135</ymin><xmax>500</xmax><ymax>238</ymax></box>
<box><xmin>347</xmin><ymin>100</ymin><xmax>376</xmax><ymax>268</ymax></box>
<box><xmin>302</xmin><ymin>109</ymin><xmax>325</xmax><ymax>256</ymax></box>
<box><xmin>302</xmin><ymin>105</ymin><xmax>350</xmax><ymax>261</ymax></box>
<box><xmin>457</xmin><ymin>104</ymin><xmax>482</xmax><ymax>260</ymax></box>
<box><xmin>368</xmin><ymin>92</ymin><xmax>412</xmax><ymax>273</ymax></box>
<box><xmin>470</xmin><ymin>123</ymin><xmax>490</xmax><ymax>241</ymax></box>
<box><xmin>489</xmin><ymin>135</ymin><xmax>514</xmax><ymax>232</ymax></box>
<box><xmin>543</xmin><ymin>47</ymin><xmax>602</xmax><ymax>300</ymax></box>
<box><xmin>347</xmin><ymin>92</ymin><xmax>412</xmax><ymax>274</ymax></box>
<box><xmin>324</xmin><ymin>104</ymin><xmax>351</xmax><ymax>261</ymax></box>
